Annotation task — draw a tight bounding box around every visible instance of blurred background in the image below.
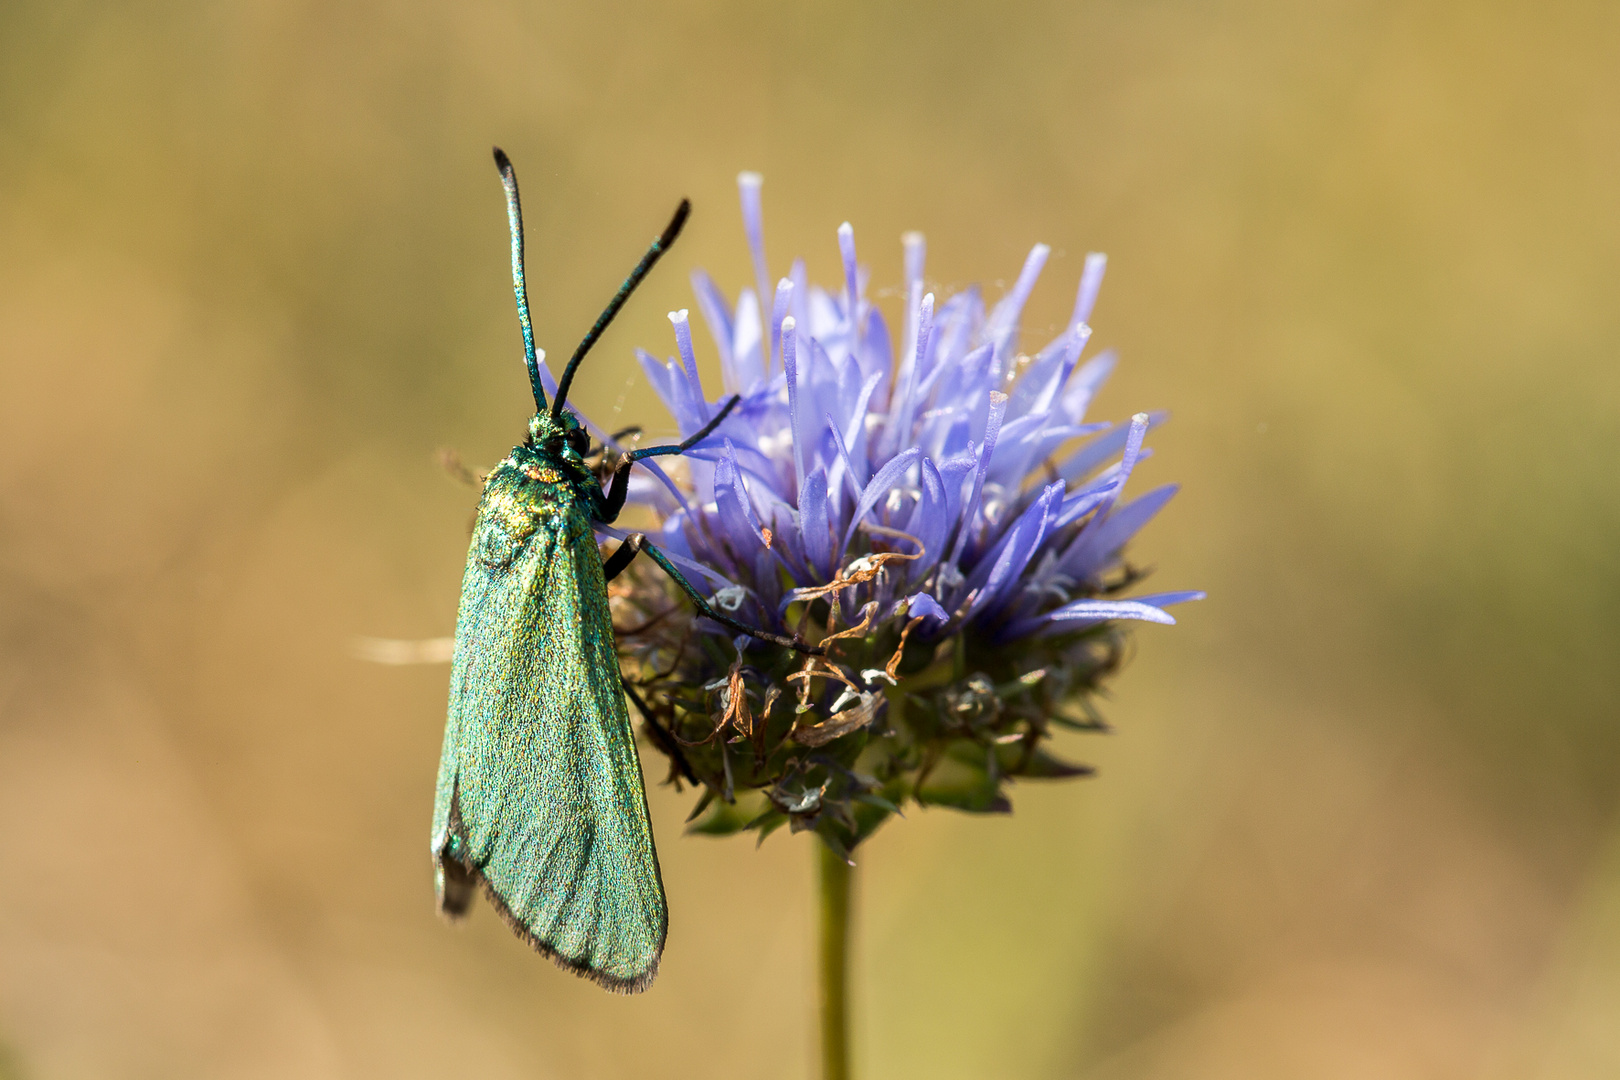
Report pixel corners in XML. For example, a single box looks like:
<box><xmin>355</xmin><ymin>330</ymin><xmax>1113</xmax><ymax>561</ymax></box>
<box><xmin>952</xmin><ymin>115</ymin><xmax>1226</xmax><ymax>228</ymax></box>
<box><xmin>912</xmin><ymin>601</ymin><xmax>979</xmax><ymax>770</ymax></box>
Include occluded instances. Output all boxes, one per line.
<box><xmin>2</xmin><ymin>0</ymin><xmax>1618</xmax><ymax>1076</ymax></box>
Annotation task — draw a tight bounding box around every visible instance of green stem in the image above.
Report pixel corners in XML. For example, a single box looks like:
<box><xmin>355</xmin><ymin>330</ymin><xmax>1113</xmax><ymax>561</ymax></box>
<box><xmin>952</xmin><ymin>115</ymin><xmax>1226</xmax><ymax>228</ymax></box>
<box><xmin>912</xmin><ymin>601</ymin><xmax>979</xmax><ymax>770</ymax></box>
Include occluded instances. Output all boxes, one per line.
<box><xmin>818</xmin><ymin>840</ymin><xmax>852</xmax><ymax>1080</ymax></box>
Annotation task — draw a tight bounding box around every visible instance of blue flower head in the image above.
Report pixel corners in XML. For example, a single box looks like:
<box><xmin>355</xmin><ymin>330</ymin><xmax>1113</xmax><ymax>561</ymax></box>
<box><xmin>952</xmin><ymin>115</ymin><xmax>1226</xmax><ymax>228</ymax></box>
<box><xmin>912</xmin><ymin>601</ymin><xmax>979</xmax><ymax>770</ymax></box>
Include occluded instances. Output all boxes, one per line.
<box><xmin>555</xmin><ymin>173</ymin><xmax>1202</xmax><ymax>853</ymax></box>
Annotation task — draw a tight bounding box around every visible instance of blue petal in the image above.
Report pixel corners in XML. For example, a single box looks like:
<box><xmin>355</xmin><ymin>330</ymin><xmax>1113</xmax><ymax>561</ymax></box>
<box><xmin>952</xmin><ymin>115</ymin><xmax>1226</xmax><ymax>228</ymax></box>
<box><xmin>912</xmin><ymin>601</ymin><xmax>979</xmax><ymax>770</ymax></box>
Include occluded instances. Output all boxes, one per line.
<box><xmin>768</xmin><ymin>276</ymin><xmax>794</xmax><ymax>384</ymax></box>
<box><xmin>1079</xmin><ymin>483</ymin><xmax>1180</xmax><ymax>562</ymax></box>
<box><xmin>903</xmin><ymin>457</ymin><xmax>950</xmax><ymax>573</ymax></box>
<box><xmin>1061</xmin><ymin>350</ymin><xmax>1117</xmax><ymax>424</ymax></box>
<box><xmin>713</xmin><ymin>440</ymin><xmax>765</xmax><ymax>558</ymax></box>
<box><xmin>903</xmin><ymin>231</ymin><xmax>926</xmax><ymax>293</ymax></box>
<box><xmin>838</xmin><ymin>221</ymin><xmax>859</xmax><ymax>327</ymax></box>
<box><xmin>732</xmin><ymin>287</ymin><xmax>764</xmax><ymax>388</ymax></box>
<box><xmin>596</xmin><ymin>523</ymin><xmax>736</xmax><ymax>592</ymax></box>
<box><xmin>690</xmin><ymin>268</ymin><xmax>737</xmax><ymax>381</ymax></box>
<box><xmin>1006</xmin><ymin>323</ymin><xmax>1090</xmax><ymax>419</ymax></box>
<box><xmin>936</xmin><ymin>451</ymin><xmax>976</xmax><ymax>535</ymax></box>
<box><xmin>903</xmin><ymin>591</ymin><xmax>949</xmax><ymax>624</ymax></box>
<box><xmin>737</xmin><ymin>171</ymin><xmax>771</xmax><ymax>322</ymax></box>
<box><xmin>823</xmin><ymin>414</ymin><xmax>864</xmax><ymax>507</ymax></box>
<box><xmin>960</xmin><ymin>481</ymin><xmax>1063</xmax><ymax>620</ymax></box>
<box><xmin>840</xmin><ymin>446</ymin><xmax>923</xmax><ymax>558</ymax></box>
<box><xmin>1070</xmin><ymin>253</ymin><xmax>1107</xmax><ymax>329</ymax></box>
<box><xmin>888</xmin><ymin>292</ymin><xmax>935</xmax><ymax>457</ymax></box>
<box><xmin>782</xmin><ymin>316</ymin><xmax>807</xmax><ymax>492</ymax></box>
<box><xmin>981</xmin><ymin>243</ymin><xmax>1050</xmax><ymax>365</ymax></box>
<box><xmin>635</xmin><ymin>347</ymin><xmax>679</xmax><ymax>416</ymax></box>
<box><xmin>799</xmin><ymin>467</ymin><xmax>833</xmax><ymax>581</ymax></box>
<box><xmin>1126</xmin><ymin>590</ymin><xmax>1206</xmax><ymax>609</ymax></box>
<box><xmin>670</xmin><ymin>310</ymin><xmax>712</xmax><ymax>423</ymax></box>
<box><xmin>948</xmin><ymin>391</ymin><xmax>1010</xmax><ymax>566</ymax></box>
<box><xmin>860</xmin><ymin>303</ymin><xmax>894</xmax><ymax>387</ymax></box>
<box><xmin>1056</xmin><ymin>409</ymin><xmax>1165</xmax><ymax>484</ymax></box>
<box><xmin>1044</xmin><ymin>599</ymin><xmax>1178</xmax><ymax>626</ymax></box>
<box><xmin>635</xmin><ymin>458</ymin><xmax>696</xmax><ymax>520</ymax></box>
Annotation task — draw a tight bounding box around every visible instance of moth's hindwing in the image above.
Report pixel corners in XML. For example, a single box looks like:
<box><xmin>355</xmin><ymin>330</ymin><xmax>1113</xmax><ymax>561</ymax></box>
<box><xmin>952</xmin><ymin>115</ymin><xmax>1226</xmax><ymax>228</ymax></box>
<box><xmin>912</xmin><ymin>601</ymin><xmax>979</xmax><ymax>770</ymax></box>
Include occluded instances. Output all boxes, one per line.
<box><xmin>432</xmin><ymin>458</ymin><xmax>665</xmax><ymax>992</ymax></box>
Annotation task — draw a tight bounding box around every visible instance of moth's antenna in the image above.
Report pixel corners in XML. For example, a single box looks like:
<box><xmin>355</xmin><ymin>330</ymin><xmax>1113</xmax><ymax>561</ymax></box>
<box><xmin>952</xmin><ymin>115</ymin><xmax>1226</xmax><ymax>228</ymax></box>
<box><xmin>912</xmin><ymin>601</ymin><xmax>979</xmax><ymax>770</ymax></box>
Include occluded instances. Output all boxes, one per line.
<box><xmin>552</xmin><ymin>198</ymin><xmax>690</xmax><ymax>419</ymax></box>
<box><xmin>493</xmin><ymin>147</ymin><xmax>547</xmax><ymax>413</ymax></box>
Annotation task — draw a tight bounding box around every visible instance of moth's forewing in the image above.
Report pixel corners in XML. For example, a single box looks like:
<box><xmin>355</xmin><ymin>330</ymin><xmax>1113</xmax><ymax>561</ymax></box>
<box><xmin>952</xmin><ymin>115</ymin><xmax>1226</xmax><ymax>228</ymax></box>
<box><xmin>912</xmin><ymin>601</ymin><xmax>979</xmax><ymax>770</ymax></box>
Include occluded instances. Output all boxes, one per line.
<box><xmin>432</xmin><ymin>454</ymin><xmax>666</xmax><ymax>992</ymax></box>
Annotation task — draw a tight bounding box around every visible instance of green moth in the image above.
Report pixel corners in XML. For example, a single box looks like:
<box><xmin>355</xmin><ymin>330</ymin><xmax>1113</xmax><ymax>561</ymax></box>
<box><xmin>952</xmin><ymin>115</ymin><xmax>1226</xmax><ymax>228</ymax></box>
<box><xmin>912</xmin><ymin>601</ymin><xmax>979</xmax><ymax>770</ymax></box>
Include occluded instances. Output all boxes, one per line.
<box><xmin>432</xmin><ymin>149</ymin><xmax>818</xmax><ymax>993</ymax></box>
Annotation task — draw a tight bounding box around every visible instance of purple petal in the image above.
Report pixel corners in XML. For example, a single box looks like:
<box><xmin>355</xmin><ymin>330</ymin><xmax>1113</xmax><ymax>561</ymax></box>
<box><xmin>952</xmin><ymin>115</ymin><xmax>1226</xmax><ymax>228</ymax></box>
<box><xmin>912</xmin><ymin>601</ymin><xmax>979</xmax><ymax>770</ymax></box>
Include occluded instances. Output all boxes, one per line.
<box><xmin>737</xmin><ymin>171</ymin><xmax>771</xmax><ymax>322</ymax></box>
<box><xmin>689</xmin><ymin>268</ymin><xmax>737</xmax><ymax>382</ymax></box>
<box><xmin>713</xmin><ymin>440</ymin><xmax>765</xmax><ymax>558</ymax></box>
<box><xmin>782</xmin><ymin>315</ymin><xmax>807</xmax><ymax>492</ymax></box>
<box><xmin>838</xmin><ymin>222</ymin><xmax>859</xmax><ymax>326</ymax></box>
<box><xmin>670</xmin><ymin>310</ymin><xmax>711</xmax><ymax>422</ymax></box>
<box><xmin>596</xmin><ymin>523</ymin><xmax>736</xmax><ymax>592</ymax></box>
<box><xmin>948</xmin><ymin>391</ymin><xmax>1009</xmax><ymax>566</ymax></box>
<box><xmin>903</xmin><ymin>591</ymin><xmax>949</xmax><ymax>624</ymax></box>
<box><xmin>840</xmin><ymin>446</ymin><xmax>923</xmax><ymax>558</ymax></box>
<box><xmin>1080</xmin><ymin>483</ymin><xmax>1180</xmax><ymax>561</ymax></box>
<box><xmin>636</xmin><ymin>347</ymin><xmax>680</xmax><ymax>416</ymax></box>
<box><xmin>961</xmin><ymin>481</ymin><xmax>1063</xmax><ymax>620</ymax></box>
<box><xmin>903</xmin><ymin>231</ymin><xmax>926</xmax><ymax>293</ymax></box>
<box><xmin>840</xmin><ymin>367</ymin><xmax>886</xmax><ymax>481</ymax></box>
<box><xmin>1125</xmin><ymin>590</ymin><xmax>1205</xmax><ymax>609</ymax></box>
<box><xmin>636</xmin><ymin>457</ymin><xmax>696</xmax><ymax>520</ymax></box>
<box><xmin>1039</xmin><ymin>598</ymin><xmax>1180</xmax><ymax>630</ymax></box>
<box><xmin>936</xmin><ymin>451</ymin><xmax>976</xmax><ymax>531</ymax></box>
<box><xmin>732</xmin><ymin>288</ymin><xmax>763</xmax><ymax>387</ymax></box>
<box><xmin>1071</xmin><ymin>252</ymin><xmax>1107</xmax><ymax>329</ymax></box>
<box><xmin>824</xmin><ymin>414</ymin><xmax>863</xmax><ymax>504</ymax></box>
<box><xmin>982</xmin><ymin>243</ymin><xmax>1050</xmax><ymax>361</ymax></box>
<box><xmin>1056</xmin><ymin>409</ymin><xmax>1164</xmax><ymax>484</ymax></box>
<box><xmin>859</xmin><ymin>304</ymin><xmax>893</xmax><ymax>388</ymax></box>
<box><xmin>903</xmin><ymin>457</ymin><xmax>950</xmax><ymax>570</ymax></box>
<box><xmin>890</xmin><ymin>291</ymin><xmax>935</xmax><ymax>453</ymax></box>
<box><xmin>1061</xmin><ymin>350</ymin><xmax>1117</xmax><ymax>424</ymax></box>
<box><xmin>799</xmin><ymin>466</ymin><xmax>833</xmax><ymax>580</ymax></box>
<box><xmin>768</xmin><ymin>276</ymin><xmax>794</xmax><ymax>383</ymax></box>
<box><xmin>1007</xmin><ymin>323</ymin><xmax>1091</xmax><ymax>418</ymax></box>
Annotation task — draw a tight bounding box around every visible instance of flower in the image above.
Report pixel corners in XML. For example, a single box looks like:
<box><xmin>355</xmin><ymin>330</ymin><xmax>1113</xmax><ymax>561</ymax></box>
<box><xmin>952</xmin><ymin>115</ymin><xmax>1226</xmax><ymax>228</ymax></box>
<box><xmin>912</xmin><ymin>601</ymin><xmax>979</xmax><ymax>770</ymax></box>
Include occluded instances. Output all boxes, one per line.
<box><xmin>558</xmin><ymin>173</ymin><xmax>1202</xmax><ymax>855</ymax></box>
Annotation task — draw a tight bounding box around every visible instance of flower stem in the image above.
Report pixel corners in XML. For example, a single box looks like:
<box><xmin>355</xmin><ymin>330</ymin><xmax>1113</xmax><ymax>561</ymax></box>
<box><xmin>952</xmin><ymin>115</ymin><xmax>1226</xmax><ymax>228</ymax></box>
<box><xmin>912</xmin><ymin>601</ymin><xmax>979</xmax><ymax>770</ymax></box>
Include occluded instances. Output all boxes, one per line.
<box><xmin>818</xmin><ymin>840</ymin><xmax>852</xmax><ymax>1080</ymax></box>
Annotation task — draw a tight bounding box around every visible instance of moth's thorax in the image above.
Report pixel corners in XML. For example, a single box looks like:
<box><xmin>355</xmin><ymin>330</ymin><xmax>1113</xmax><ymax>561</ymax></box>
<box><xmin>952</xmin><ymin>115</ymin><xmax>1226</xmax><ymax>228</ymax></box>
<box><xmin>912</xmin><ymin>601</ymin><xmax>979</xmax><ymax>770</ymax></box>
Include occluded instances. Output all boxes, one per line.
<box><xmin>473</xmin><ymin>441</ymin><xmax>593</xmax><ymax>569</ymax></box>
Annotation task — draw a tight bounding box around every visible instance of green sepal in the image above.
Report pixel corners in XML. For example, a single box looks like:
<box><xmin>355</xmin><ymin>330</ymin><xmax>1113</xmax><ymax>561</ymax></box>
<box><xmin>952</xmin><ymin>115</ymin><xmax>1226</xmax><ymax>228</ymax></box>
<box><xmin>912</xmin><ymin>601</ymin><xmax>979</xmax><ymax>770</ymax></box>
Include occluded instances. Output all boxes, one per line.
<box><xmin>915</xmin><ymin>741</ymin><xmax>1012</xmax><ymax>813</ymax></box>
<box><xmin>686</xmin><ymin>791</ymin><xmax>767</xmax><ymax>836</ymax></box>
<box><xmin>997</xmin><ymin>742</ymin><xmax>1096</xmax><ymax>779</ymax></box>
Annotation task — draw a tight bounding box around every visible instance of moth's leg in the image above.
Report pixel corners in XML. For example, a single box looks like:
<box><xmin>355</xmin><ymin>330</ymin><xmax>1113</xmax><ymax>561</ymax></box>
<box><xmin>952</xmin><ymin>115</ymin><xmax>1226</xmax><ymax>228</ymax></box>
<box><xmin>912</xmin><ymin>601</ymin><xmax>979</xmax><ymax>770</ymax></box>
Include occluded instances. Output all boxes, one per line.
<box><xmin>596</xmin><ymin>395</ymin><xmax>742</xmax><ymax>523</ymax></box>
<box><xmin>621</xmin><ymin>676</ymin><xmax>698</xmax><ymax>785</ymax></box>
<box><xmin>588</xmin><ymin>425</ymin><xmax>643</xmax><ymax>459</ymax></box>
<box><xmin>621</xmin><ymin>536</ymin><xmax>825</xmax><ymax>656</ymax></box>
<box><xmin>601</xmin><ymin>533</ymin><xmax>644</xmax><ymax>583</ymax></box>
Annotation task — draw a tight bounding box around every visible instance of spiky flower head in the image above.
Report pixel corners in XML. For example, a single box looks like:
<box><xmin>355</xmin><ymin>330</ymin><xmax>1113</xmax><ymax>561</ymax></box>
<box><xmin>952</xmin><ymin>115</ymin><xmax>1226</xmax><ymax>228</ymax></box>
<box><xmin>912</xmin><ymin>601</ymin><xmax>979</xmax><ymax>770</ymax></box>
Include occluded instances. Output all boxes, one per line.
<box><xmin>557</xmin><ymin>173</ymin><xmax>1201</xmax><ymax>857</ymax></box>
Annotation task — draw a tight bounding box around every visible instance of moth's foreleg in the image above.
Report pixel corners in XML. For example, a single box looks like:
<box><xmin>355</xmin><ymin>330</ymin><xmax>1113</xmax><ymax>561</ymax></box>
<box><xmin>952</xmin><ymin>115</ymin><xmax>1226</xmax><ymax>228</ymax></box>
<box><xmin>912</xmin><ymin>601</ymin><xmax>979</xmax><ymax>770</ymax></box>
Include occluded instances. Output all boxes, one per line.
<box><xmin>595</xmin><ymin>395</ymin><xmax>742</xmax><ymax>523</ymax></box>
<box><xmin>623</xmin><ymin>536</ymin><xmax>826</xmax><ymax>656</ymax></box>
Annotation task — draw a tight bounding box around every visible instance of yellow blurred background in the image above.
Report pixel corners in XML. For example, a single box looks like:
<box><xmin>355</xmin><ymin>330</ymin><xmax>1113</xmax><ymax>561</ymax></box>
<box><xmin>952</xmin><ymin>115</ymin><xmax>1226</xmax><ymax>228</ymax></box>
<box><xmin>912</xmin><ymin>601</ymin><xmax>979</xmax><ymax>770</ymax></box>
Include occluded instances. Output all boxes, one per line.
<box><xmin>3</xmin><ymin>1</ymin><xmax>1618</xmax><ymax>1076</ymax></box>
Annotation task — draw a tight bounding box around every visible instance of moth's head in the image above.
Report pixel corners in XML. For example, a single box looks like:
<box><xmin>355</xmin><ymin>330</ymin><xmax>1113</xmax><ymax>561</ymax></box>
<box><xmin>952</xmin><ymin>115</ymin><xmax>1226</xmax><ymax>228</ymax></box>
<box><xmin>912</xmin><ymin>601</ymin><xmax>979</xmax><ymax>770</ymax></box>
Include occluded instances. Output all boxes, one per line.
<box><xmin>527</xmin><ymin>408</ymin><xmax>591</xmax><ymax>468</ymax></box>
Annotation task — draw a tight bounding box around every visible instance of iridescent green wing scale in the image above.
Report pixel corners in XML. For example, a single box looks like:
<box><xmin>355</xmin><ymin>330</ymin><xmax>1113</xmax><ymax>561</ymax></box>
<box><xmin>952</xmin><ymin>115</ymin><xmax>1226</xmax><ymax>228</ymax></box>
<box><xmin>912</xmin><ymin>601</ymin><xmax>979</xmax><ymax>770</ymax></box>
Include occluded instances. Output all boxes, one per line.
<box><xmin>431</xmin><ymin>457</ymin><xmax>665</xmax><ymax>993</ymax></box>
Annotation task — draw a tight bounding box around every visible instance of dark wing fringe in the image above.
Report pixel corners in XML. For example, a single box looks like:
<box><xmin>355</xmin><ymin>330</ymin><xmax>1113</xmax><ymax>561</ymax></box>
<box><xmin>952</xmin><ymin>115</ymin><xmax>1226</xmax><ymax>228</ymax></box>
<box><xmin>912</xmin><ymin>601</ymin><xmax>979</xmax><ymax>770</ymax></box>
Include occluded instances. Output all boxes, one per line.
<box><xmin>440</xmin><ymin>788</ymin><xmax>665</xmax><ymax>994</ymax></box>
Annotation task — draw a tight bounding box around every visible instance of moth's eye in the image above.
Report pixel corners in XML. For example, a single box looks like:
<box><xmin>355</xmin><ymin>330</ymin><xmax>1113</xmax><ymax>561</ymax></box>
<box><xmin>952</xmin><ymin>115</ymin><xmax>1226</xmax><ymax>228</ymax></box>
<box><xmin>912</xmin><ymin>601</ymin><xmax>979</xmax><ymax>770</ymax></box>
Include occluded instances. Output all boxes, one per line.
<box><xmin>569</xmin><ymin>429</ymin><xmax>590</xmax><ymax>456</ymax></box>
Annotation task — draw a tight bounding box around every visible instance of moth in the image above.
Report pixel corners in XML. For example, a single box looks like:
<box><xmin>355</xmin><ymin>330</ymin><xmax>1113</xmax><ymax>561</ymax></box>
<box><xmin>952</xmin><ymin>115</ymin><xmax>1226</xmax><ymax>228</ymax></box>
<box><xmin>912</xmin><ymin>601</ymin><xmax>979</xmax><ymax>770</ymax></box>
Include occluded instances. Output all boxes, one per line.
<box><xmin>431</xmin><ymin>149</ymin><xmax>819</xmax><ymax>993</ymax></box>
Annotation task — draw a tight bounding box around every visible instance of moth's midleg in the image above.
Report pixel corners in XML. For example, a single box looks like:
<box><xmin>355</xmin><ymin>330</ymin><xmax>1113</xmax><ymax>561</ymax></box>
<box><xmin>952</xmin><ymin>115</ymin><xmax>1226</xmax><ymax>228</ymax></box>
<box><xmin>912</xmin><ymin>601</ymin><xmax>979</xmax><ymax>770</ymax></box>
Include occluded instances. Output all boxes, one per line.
<box><xmin>601</xmin><ymin>533</ymin><xmax>644</xmax><ymax>582</ymax></box>
<box><xmin>622</xmin><ymin>537</ymin><xmax>825</xmax><ymax>656</ymax></box>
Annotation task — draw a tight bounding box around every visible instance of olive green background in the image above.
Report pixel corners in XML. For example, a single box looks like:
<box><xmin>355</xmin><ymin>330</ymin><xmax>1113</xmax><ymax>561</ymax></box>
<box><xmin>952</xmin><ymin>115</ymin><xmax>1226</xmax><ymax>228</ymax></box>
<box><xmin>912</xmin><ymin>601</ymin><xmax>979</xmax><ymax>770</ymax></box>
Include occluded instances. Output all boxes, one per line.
<box><xmin>2</xmin><ymin>1</ymin><xmax>1618</xmax><ymax>1077</ymax></box>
